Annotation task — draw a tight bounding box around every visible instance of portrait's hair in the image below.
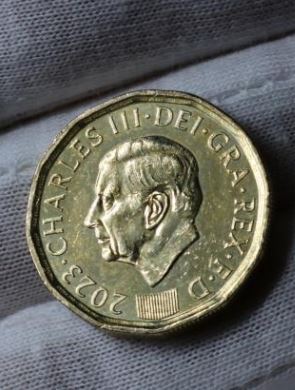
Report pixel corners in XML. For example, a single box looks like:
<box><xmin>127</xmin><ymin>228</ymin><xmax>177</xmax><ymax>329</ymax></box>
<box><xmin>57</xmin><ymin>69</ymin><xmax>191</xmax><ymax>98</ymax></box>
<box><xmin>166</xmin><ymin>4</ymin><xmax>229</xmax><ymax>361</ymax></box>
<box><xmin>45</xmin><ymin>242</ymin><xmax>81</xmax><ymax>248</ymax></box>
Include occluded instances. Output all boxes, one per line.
<box><xmin>99</xmin><ymin>136</ymin><xmax>202</xmax><ymax>218</ymax></box>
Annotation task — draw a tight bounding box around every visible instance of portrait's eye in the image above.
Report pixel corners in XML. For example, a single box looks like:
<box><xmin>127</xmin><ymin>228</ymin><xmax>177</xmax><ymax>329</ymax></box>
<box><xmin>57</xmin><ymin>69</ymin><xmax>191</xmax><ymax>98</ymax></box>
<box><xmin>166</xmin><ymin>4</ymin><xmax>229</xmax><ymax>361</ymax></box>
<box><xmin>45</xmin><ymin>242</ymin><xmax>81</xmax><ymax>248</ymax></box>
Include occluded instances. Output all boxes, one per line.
<box><xmin>102</xmin><ymin>194</ymin><xmax>114</xmax><ymax>211</ymax></box>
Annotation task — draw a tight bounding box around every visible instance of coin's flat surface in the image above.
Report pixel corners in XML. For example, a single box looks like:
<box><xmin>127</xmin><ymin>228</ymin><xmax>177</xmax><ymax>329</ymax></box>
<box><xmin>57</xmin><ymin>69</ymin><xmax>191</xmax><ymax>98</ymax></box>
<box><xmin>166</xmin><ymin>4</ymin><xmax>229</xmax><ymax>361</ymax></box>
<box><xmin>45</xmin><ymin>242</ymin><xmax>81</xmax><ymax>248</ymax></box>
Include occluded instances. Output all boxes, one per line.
<box><xmin>27</xmin><ymin>90</ymin><xmax>269</xmax><ymax>335</ymax></box>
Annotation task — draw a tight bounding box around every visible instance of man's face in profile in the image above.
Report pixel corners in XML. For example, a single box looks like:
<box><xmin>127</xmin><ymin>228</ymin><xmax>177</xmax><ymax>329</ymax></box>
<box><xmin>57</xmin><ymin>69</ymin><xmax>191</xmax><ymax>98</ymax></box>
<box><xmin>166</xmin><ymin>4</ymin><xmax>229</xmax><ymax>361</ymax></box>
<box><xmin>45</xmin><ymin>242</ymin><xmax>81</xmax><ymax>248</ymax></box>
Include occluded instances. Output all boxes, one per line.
<box><xmin>84</xmin><ymin>161</ymin><xmax>145</xmax><ymax>263</ymax></box>
<box><xmin>84</xmin><ymin>135</ymin><xmax>201</xmax><ymax>286</ymax></box>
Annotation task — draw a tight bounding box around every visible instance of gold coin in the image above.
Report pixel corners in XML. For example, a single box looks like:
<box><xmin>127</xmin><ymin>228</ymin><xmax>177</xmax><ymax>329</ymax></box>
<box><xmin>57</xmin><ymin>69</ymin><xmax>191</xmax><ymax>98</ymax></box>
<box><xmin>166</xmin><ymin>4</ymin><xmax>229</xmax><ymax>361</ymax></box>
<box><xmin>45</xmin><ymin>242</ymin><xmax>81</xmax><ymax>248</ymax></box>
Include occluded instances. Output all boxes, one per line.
<box><xmin>26</xmin><ymin>90</ymin><xmax>269</xmax><ymax>335</ymax></box>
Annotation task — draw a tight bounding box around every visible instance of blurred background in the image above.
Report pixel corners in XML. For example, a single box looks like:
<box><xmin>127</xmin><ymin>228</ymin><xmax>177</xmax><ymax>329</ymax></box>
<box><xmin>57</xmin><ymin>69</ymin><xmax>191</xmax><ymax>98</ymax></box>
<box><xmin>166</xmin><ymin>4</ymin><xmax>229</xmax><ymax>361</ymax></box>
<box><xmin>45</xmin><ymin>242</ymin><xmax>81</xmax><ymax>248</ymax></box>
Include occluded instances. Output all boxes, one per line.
<box><xmin>1</xmin><ymin>1</ymin><xmax>295</xmax><ymax>389</ymax></box>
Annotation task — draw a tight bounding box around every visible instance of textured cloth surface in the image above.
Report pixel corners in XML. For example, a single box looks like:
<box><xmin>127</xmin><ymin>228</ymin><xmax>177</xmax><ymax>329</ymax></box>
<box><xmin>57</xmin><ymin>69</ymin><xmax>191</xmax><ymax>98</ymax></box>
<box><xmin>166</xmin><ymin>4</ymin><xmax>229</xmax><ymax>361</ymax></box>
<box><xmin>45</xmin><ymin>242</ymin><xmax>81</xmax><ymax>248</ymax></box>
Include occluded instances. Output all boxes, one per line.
<box><xmin>1</xmin><ymin>0</ymin><xmax>295</xmax><ymax>128</ymax></box>
<box><xmin>1</xmin><ymin>0</ymin><xmax>295</xmax><ymax>388</ymax></box>
<box><xmin>1</xmin><ymin>28</ymin><xmax>295</xmax><ymax>389</ymax></box>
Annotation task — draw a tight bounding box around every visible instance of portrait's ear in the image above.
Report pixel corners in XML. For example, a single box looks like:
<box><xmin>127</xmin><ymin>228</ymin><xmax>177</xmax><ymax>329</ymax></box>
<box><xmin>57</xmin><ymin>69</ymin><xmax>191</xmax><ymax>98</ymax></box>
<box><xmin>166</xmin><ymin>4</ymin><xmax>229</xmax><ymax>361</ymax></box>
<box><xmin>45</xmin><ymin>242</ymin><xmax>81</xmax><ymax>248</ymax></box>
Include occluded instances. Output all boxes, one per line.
<box><xmin>144</xmin><ymin>191</ymin><xmax>169</xmax><ymax>230</ymax></box>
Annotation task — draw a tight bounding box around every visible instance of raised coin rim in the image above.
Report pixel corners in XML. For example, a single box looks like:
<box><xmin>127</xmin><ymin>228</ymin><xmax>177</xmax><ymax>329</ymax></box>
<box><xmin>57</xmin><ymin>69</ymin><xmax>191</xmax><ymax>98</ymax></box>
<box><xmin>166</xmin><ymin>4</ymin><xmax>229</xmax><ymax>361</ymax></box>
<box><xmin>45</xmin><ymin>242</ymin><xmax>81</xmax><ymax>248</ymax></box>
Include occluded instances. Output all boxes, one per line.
<box><xmin>26</xmin><ymin>90</ymin><xmax>269</xmax><ymax>335</ymax></box>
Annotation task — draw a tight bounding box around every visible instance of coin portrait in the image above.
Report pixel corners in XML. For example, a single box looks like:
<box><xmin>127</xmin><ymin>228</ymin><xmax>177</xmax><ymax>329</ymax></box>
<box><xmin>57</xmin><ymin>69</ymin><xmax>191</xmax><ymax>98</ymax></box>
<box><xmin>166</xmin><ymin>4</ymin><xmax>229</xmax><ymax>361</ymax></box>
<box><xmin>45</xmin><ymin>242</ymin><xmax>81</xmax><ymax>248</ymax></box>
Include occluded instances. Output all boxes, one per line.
<box><xmin>27</xmin><ymin>90</ymin><xmax>269</xmax><ymax>335</ymax></box>
<box><xmin>84</xmin><ymin>136</ymin><xmax>202</xmax><ymax>287</ymax></box>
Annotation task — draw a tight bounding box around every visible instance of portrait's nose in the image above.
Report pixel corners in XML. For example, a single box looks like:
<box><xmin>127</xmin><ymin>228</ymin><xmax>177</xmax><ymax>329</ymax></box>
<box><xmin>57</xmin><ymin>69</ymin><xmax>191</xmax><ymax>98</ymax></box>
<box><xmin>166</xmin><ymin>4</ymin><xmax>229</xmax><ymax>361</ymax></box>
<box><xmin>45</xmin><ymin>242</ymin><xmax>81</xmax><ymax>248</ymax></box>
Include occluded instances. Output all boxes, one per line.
<box><xmin>84</xmin><ymin>196</ymin><xmax>101</xmax><ymax>228</ymax></box>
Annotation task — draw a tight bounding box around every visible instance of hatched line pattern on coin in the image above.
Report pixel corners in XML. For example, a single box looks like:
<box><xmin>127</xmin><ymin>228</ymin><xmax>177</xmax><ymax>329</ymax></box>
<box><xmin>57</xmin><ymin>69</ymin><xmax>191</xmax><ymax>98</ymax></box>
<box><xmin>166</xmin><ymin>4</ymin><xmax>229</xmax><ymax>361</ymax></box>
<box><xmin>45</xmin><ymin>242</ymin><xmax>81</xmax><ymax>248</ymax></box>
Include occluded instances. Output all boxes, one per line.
<box><xmin>135</xmin><ymin>288</ymin><xmax>179</xmax><ymax>320</ymax></box>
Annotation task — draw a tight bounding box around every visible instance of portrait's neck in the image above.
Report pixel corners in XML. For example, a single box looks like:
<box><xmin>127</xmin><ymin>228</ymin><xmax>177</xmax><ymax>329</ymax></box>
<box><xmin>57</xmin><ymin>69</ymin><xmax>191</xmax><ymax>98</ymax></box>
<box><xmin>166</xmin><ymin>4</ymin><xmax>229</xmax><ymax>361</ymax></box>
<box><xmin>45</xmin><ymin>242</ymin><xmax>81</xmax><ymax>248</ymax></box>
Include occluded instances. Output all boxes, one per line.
<box><xmin>138</xmin><ymin>219</ymin><xmax>198</xmax><ymax>287</ymax></box>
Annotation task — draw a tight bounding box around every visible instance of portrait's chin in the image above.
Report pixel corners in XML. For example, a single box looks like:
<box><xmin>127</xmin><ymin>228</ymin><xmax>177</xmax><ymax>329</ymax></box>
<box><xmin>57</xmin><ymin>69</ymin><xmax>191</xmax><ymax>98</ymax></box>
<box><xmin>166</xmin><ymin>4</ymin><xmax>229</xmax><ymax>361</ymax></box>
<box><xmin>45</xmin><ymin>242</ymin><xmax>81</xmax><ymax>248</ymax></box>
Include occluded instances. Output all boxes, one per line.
<box><xmin>100</xmin><ymin>244</ymin><xmax>117</xmax><ymax>262</ymax></box>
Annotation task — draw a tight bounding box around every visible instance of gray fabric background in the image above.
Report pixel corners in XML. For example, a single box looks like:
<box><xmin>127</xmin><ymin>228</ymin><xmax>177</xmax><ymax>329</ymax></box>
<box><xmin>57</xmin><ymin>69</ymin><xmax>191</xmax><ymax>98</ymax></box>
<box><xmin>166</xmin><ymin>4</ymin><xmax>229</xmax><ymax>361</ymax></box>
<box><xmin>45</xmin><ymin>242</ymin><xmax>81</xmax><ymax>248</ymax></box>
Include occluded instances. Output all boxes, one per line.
<box><xmin>1</xmin><ymin>1</ymin><xmax>295</xmax><ymax>389</ymax></box>
<box><xmin>1</xmin><ymin>0</ymin><xmax>295</xmax><ymax>128</ymax></box>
